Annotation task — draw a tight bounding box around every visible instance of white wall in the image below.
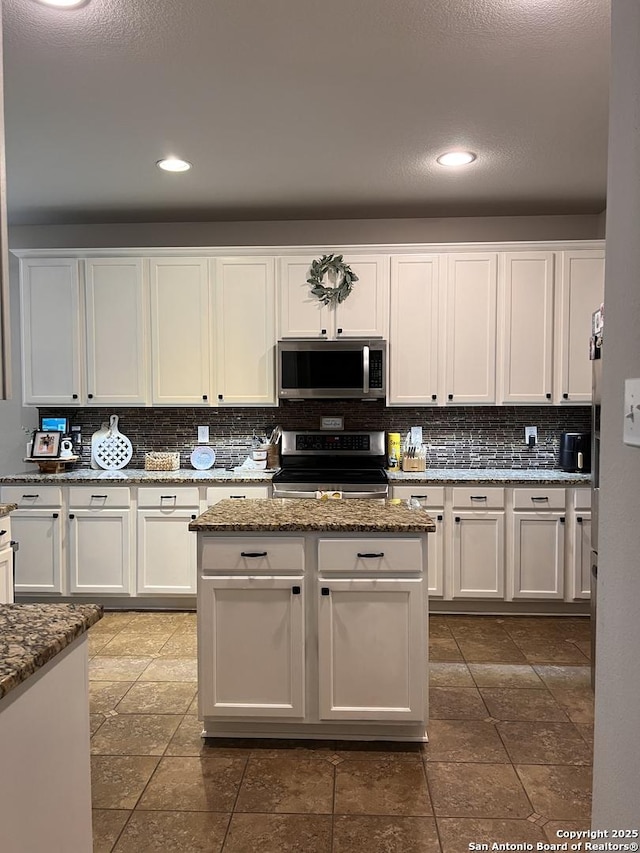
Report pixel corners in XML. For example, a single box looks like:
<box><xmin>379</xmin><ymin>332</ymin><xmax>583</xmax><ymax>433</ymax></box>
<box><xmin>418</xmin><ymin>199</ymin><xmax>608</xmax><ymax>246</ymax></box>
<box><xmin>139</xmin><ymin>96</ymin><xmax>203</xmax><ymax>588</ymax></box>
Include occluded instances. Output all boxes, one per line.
<box><xmin>591</xmin><ymin>0</ymin><xmax>640</xmax><ymax>826</ymax></box>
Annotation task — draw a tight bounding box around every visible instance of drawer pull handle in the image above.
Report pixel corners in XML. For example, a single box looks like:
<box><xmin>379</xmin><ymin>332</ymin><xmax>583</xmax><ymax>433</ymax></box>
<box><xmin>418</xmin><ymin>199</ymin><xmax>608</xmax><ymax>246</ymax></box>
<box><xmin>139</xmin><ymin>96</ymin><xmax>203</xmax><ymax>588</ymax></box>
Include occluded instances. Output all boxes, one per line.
<box><xmin>241</xmin><ymin>551</ymin><xmax>267</xmax><ymax>558</ymax></box>
<box><xmin>230</xmin><ymin>495</ymin><xmax>246</xmax><ymax>499</ymax></box>
<box><xmin>530</xmin><ymin>496</ymin><xmax>549</xmax><ymax>502</ymax></box>
<box><xmin>577</xmin><ymin>516</ymin><xmax>583</xmax><ymax>523</ymax></box>
<box><xmin>91</xmin><ymin>494</ymin><xmax>108</xmax><ymax>499</ymax></box>
<box><xmin>411</xmin><ymin>494</ymin><xmax>428</xmax><ymax>499</ymax></box>
<box><xmin>292</xmin><ymin>585</ymin><xmax>301</xmax><ymax>595</ymax></box>
<box><xmin>470</xmin><ymin>495</ymin><xmax>487</xmax><ymax>501</ymax></box>
<box><xmin>357</xmin><ymin>552</ymin><xmax>385</xmax><ymax>559</ymax></box>
<box><xmin>22</xmin><ymin>494</ymin><xmax>39</xmax><ymax>499</ymax></box>
<box><xmin>321</xmin><ymin>587</ymin><xmax>330</xmax><ymax>596</ymax></box>
<box><xmin>160</xmin><ymin>495</ymin><xmax>177</xmax><ymax>500</ymax></box>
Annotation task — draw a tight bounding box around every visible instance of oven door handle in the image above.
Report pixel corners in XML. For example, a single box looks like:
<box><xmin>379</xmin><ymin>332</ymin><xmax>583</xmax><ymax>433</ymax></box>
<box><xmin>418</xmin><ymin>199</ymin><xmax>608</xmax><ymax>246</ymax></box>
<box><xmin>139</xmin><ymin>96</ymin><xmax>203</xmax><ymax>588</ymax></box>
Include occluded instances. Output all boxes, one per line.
<box><xmin>363</xmin><ymin>345</ymin><xmax>370</xmax><ymax>394</ymax></box>
<box><xmin>272</xmin><ymin>487</ymin><xmax>388</xmax><ymax>500</ymax></box>
<box><xmin>272</xmin><ymin>488</ymin><xmax>319</xmax><ymax>499</ymax></box>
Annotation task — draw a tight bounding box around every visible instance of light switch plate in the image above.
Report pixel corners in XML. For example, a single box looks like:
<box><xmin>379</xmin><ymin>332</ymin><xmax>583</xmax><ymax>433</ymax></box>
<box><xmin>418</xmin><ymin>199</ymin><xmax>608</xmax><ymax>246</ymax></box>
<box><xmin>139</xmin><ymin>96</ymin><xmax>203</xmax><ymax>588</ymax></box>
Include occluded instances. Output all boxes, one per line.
<box><xmin>197</xmin><ymin>425</ymin><xmax>209</xmax><ymax>443</ymax></box>
<box><xmin>623</xmin><ymin>379</ymin><xmax>640</xmax><ymax>447</ymax></box>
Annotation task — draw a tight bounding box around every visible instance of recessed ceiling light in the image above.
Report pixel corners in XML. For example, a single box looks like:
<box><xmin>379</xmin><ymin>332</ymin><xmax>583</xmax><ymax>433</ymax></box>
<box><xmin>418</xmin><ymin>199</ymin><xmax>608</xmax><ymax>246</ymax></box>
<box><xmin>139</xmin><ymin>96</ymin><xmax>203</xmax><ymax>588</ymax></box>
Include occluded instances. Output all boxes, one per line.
<box><xmin>34</xmin><ymin>0</ymin><xmax>88</xmax><ymax>8</ymax></box>
<box><xmin>436</xmin><ymin>151</ymin><xmax>477</xmax><ymax>166</ymax></box>
<box><xmin>156</xmin><ymin>158</ymin><xmax>192</xmax><ymax>173</ymax></box>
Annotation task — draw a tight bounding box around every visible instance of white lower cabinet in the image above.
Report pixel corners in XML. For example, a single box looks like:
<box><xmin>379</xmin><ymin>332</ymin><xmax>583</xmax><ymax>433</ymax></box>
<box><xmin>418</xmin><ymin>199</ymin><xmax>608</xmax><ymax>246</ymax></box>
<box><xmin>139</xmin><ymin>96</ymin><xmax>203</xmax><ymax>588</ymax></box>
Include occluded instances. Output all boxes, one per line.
<box><xmin>510</xmin><ymin>512</ymin><xmax>565</xmax><ymax>599</ymax></box>
<box><xmin>205</xmin><ymin>486</ymin><xmax>270</xmax><ymax>504</ymax></box>
<box><xmin>137</xmin><ymin>510</ymin><xmax>199</xmax><ymax>595</ymax></box>
<box><xmin>451</xmin><ymin>511</ymin><xmax>505</xmax><ymax>598</ymax></box>
<box><xmin>68</xmin><ymin>509</ymin><xmax>132</xmax><ymax>593</ymax></box>
<box><xmin>2</xmin><ymin>487</ymin><xmax>64</xmax><ymax>594</ymax></box>
<box><xmin>569</xmin><ymin>513</ymin><xmax>591</xmax><ymax>600</ymax></box>
<box><xmin>317</xmin><ymin>577</ymin><xmax>425</xmax><ymax>721</ymax></box>
<box><xmin>390</xmin><ymin>486</ymin><xmax>444</xmax><ymax>596</ymax></box>
<box><xmin>199</xmin><ymin>575</ymin><xmax>305</xmax><ymax>718</ymax></box>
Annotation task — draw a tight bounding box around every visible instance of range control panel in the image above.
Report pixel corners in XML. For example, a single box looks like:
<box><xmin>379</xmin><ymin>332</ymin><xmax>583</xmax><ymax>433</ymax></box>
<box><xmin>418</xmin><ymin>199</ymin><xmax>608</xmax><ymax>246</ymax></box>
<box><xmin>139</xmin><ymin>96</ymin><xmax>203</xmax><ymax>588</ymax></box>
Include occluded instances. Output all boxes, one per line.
<box><xmin>296</xmin><ymin>433</ymin><xmax>371</xmax><ymax>452</ymax></box>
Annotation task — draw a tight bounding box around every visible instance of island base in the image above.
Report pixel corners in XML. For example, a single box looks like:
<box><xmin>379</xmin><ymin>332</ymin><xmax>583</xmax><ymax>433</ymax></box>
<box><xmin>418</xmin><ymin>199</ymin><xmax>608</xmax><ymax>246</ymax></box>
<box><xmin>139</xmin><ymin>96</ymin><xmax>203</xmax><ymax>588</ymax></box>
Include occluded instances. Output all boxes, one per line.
<box><xmin>200</xmin><ymin>719</ymin><xmax>428</xmax><ymax>742</ymax></box>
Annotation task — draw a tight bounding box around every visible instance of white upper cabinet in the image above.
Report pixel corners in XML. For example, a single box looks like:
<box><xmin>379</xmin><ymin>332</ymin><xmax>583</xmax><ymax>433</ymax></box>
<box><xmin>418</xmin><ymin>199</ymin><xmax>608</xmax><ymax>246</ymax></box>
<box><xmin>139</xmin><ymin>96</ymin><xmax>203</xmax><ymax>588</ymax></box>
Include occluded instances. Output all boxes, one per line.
<box><xmin>555</xmin><ymin>249</ymin><xmax>605</xmax><ymax>403</ymax></box>
<box><xmin>149</xmin><ymin>258</ymin><xmax>211</xmax><ymax>405</ymax></box>
<box><xmin>444</xmin><ymin>253</ymin><xmax>498</xmax><ymax>404</ymax></box>
<box><xmin>278</xmin><ymin>255</ymin><xmax>389</xmax><ymax>339</ymax></box>
<box><xmin>20</xmin><ymin>258</ymin><xmax>82</xmax><ymax>405</ymax></box>
<box><xmin>389</xmin><ymin>255</ymin><xmax>441</xmax><ymax>405</ymax></box>
<box><xmin>498</xmin><ymin>252</ymin><xmax>554</xmax><ymax>404</ymax></box>
<box><xmin>85</xmin><ymin>259</ymin><xmax>149</xmax><ymax>405</ymax></box>
<box><xmin>213</xmin><ymin>257</ymin><xmax>276</xmax><ymax>406</ymax></box>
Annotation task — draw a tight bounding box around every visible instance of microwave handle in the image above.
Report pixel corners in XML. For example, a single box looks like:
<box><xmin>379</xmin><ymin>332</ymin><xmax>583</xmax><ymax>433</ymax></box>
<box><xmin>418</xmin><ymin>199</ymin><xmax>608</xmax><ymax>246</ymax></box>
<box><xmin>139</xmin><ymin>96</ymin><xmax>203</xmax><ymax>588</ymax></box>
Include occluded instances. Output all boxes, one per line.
<box><xmin>363</xmin><ymin>345</ymin><xmax>370</xmax><ymax>394</ymax></box>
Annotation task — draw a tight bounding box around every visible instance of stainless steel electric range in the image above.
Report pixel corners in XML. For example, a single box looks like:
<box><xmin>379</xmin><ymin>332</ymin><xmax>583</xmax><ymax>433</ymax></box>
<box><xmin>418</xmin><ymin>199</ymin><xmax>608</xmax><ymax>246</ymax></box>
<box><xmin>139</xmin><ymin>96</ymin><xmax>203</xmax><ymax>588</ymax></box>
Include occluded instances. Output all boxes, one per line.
<box><xmin>271</xmin><ymin>430</ymin><xmax>389</xmax><ymax>499</ymax></box>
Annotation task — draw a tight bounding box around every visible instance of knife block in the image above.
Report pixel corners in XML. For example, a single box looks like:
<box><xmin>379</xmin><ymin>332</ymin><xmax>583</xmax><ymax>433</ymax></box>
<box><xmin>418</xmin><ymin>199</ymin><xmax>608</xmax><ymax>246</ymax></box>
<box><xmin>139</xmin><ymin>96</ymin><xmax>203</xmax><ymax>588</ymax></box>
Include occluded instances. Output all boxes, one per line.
<box><xmin>401</xmin><ymin>456</ymin><xmax>426</xmax><ymax>472</ymax></box>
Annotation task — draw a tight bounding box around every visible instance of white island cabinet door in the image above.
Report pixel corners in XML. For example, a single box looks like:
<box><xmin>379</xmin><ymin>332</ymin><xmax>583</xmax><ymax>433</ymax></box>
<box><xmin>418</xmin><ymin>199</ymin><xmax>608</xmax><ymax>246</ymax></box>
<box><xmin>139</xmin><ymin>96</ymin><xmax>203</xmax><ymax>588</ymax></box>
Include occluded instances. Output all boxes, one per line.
<box><xmin>20</xmin><ymin>258</ymin><xmax>82</xmax><ymax>405</ymax></box>
<box><xmin>317</xmin><ymin>578</ymin><xmax>424</xmax><ymax>721</ymax></box>
<box><xmin>85</xmin><ymin>258</ymin><xmax>148</xmax><ymax>405</ymax></box>
<box><xmin>149</xmin><ymin>258</ymin><xmax>211</xmax><ymax>405</ymax></box>
<box><xmin>213</xmin><ymin>257</ymin><xmax>276</xmax><ymax>406</ymax></box>
<box><xmin>199</xmin><ymin>576</ymin><xmax>305</xmax><ymax>718</ymax></box>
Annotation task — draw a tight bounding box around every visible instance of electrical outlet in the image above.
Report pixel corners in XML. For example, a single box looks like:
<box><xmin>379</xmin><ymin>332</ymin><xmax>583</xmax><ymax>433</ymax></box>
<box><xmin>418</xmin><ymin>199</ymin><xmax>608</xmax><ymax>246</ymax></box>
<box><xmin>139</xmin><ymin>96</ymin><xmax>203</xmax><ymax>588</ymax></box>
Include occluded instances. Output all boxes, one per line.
<box><xmin>525</xmin><ymin>426</ymin><xmax>537</xmax><ymax>448</ymax></box>
<box><xmin>197</xmin><ymin>425</ymin><xmax>209</xmax><ymax>443</ymax></box>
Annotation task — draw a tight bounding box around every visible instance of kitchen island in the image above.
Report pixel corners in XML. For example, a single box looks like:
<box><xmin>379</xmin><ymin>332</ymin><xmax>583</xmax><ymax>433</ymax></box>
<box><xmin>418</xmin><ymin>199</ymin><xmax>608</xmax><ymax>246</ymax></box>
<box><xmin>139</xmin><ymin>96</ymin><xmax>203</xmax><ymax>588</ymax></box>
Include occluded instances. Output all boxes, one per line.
<box><xmin>0</xmin><ymin>603</ymin><xmax>102</xmax><ymax>853</ymax></box>
<box><xmin>190</xmin><ymin>498</ymin><xmax>435</xmax><ymax>741</ymax></box>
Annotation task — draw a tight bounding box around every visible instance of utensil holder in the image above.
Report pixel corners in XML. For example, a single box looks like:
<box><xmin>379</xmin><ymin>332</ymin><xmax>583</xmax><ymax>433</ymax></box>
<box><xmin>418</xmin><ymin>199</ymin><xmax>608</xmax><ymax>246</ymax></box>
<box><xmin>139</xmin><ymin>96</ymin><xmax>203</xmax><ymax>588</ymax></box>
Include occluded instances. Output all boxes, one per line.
<box><xmin>401</xmin><ymin>456</ymin><xmax>426</xmax><ymax>472</ymax></box>
<box><xmin>260</xmin><ymin>443</ymin><xmax>279</xmax><ymax>469</ymax></box>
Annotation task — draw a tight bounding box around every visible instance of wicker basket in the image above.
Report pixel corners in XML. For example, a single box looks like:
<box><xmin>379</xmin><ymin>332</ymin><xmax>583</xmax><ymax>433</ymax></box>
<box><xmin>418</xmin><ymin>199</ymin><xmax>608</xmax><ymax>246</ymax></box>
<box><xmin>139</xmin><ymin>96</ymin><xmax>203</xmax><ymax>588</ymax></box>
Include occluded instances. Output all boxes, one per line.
<box><xmin>144</xmin><ymin>451</ymin><xmax>180</xmax><ymax>471</ymax></box>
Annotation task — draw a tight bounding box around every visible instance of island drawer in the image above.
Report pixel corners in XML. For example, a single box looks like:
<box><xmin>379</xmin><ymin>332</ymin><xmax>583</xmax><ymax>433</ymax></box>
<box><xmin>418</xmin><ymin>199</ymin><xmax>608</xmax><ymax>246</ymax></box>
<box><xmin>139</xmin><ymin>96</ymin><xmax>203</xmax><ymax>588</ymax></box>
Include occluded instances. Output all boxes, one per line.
<box><xmin>513</xmin><ymin>488</ymin><xmax>565</xmax><ymax>510</ymax></box>
<box><xmin>68</xmin><ymin>487</ymin><xmax>131</xmax><ymax>508</ymax></box>
<box><xmin>318</xmin><ymin>538</ymin><xmax>424</xmax><ymax>574</ymax></box>
<box><xmin>451</xmin><ymin>487</ymin><xmax>504</xmax><ymax>509</ymax></box>
<box><xmin>392</xmin><ymin>485</ymin><xmax>445</xmax><ymax>505</ymax></box>
<box><xmin>138</xmin><ymin>487</ymin><xmax>200</xmax><ymax>508</ymax></box>
<box><xmin>2</xmin><ymin>486</ymin><xmax>62</xmax><ymax>507</ymax></box>
<box><xmin>205</xmin><ymin>486</ymin><xmax>270</xmax><ymax>504</ymax></box>
<box><xmin>201</xmin><ymin>536</ymin><xmax>305</xmax><ymax>573</ymax></box>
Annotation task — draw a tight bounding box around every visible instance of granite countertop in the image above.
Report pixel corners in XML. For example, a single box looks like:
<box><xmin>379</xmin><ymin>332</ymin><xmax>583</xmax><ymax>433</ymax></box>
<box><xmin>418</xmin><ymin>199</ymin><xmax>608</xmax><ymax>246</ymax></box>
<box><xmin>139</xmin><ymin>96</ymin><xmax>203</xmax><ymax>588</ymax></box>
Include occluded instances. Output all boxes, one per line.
<box><xmin>189</xmin><ymin>498</ymin><xmax>437</xmax><ymax>533</ymax></box>
<box><xmin>0</xmin><ymin>503</ymin><xmax>17</xmax><ymax>518</ymax></box>
<box><xmin>0</xmin><ymin>603</ymin><xmax>103</xmax><ymax>701</ymax></box>
<box><xmin>387</xmin><ymin>469</ymin><xmax>591</xmax><ymax>485</ymax></box>
<box><xmin>0</xmin><ymin>468</ymin><xmax>275</xmax><ymax>485</ymax></box>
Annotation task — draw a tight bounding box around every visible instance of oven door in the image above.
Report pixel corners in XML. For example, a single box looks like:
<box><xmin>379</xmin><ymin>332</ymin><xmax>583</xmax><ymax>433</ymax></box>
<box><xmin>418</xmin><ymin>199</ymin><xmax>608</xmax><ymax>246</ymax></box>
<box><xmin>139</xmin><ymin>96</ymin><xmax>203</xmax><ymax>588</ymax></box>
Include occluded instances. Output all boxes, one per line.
<box><xmin>272</xmin><ymin>484</ymin><xmax>389</xmax><ymax>500</ymax></box>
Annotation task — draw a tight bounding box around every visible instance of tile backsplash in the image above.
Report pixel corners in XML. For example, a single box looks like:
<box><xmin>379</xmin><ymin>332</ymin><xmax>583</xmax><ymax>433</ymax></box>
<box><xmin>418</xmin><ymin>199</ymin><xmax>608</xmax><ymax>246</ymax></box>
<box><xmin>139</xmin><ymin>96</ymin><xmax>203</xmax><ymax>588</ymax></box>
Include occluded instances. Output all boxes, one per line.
<box><xmin>41</xmin><ymin>403</ymin><xmax>591</xmax><ymax>470</ymax></box>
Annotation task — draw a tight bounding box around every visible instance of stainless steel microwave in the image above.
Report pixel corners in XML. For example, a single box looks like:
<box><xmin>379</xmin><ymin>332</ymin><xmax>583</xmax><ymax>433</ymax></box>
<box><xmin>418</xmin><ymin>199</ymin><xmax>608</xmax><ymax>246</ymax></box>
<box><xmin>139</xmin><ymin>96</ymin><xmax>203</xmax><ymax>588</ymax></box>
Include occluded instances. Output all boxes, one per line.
<box><xmin>277</xmin><ymin>340</ymin><xmax>387</xmax><ymax>400</ymax></box>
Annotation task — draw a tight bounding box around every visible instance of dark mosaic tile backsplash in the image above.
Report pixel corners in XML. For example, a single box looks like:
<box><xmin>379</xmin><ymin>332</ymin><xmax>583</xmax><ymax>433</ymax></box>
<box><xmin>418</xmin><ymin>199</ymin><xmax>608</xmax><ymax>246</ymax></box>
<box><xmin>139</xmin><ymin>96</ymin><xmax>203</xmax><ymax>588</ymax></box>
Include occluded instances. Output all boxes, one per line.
<box><xmin>41</xmin><ymin>403</ymin><xmax>591</xmax><ymax>470</ymax></box>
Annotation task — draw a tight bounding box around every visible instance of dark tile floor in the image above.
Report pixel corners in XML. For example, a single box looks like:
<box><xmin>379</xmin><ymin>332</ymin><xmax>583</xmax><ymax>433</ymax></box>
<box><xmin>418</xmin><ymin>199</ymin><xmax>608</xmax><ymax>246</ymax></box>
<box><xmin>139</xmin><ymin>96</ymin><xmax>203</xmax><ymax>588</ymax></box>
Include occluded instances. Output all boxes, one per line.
<box><xmin>88</xmin><ymin>612</ymin><xmax>593</xmax><ymax>852</ymax></box>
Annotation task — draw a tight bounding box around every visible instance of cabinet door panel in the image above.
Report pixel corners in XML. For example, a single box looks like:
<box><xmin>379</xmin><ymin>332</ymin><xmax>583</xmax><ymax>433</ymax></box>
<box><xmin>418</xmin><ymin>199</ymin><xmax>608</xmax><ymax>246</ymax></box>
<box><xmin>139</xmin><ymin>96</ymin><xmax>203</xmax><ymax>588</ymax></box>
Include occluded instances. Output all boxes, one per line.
<box><xmin>335</xmin><ymin>256</ymin><xmax>389</xmax><ymax>338</ymax></box>
<box><xmin>85</xmin><ymin>259</ymin><xmax>148</xmax><ymax>405</ymax></box>
<box><xmin>137</xmin><ymin>509</ymin><xmax>197</xmax><ymax>594</ymax></box>
<box><xmin>445</xmin><ymin>254</ymin><xmax>497</xmax><ymax>404</ymax></box>
<box><xmin>214</xmin><ymin>258</ymin><xmax>276</xmax><ymax>405</ymax></box>
<box><xmin>150</xmin><ymin>258</ymin><xmax>210</xmax><ymax>404</ymax></box>
<box><xmin>11</xmin><ymin>511</ymin><xmax>62</xmax><ymax>593</ymax></box>
<box><xmin>20</xmin><ymin>259</ymin><xmax>82</xmax><ymax>405</ymax></box>
<box><xmin>556</xmin><ymin>250</ymin><xmax>605</xmax><ymax>403</ymax></box>
<box><xmin>499</xmin><ymin>252</ymin><xmax>554</xmax><ymax>403</ymax></box>
<box><xmin>389</xmin><ymin>255</ymin><xmax>440</xmax><ymax>404</ymax></box>
<box><xmin>568</xmin><ymin>513</ymin><xmax>591</xmax><ymax>600</ymax></box>
<box><xmin>68</xmin><ymin>510</ymin><xmax>131</xmax><ymax>593</ymax></box>
<box><xmin>278</xmin><ymin>257</ymin><xmax>329</xmax><ymax>338</ymax></box>
<box><xmin>511</xmin><ymin>513</ymin><xmax>565</xmax><ymax>599</ymax></box>
<box><xmin>318</xmin><ymin>578</ymin><xmax>424</xmax><ymax>721</ymax></box>
<box><xmin>0</xmin><ymin>547</ymin><xmax>13</xmax><ymax>604</ymax></box>
<box><xmin>451</xmin><ymin>512</ymin><xmax>504</xmax><ymax>598</ymax></box>
<box><xmin>199</xmin><ymin>576</ymin><xmax>305</xmax><ymax>717</ymax></box>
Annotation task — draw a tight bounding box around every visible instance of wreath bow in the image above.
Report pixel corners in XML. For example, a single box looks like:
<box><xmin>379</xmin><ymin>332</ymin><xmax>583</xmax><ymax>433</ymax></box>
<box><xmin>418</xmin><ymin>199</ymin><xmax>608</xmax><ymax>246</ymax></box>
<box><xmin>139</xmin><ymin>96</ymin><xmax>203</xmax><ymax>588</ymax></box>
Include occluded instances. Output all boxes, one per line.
<box><xmin>307</xmin><ymin>254</ymin><xmax>359</xmax><ymax>306</ymax></box>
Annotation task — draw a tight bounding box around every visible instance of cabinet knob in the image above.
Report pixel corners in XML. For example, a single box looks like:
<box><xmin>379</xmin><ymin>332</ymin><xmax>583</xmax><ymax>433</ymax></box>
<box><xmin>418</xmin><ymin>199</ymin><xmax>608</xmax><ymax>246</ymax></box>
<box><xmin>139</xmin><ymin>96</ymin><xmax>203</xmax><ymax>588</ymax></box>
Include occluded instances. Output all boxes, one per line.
<box><xmin>577</xmin><ymin>516</ymin><xmax>583</xmax><ymax>523</ymax></box>
<box><xmin>321</xmin><ymin>587</ymin><xmax>330</xmax><ymax>596</ymax></box>
<box><xmin>72</xmin><ymin>394</ymin><xmax>78</xmax><ymax>400</ymax></box>
<box><xmin>218</xmin><ymin>394</ymin><xmax>223</xmax><ymax>401</ymax></box>
<box><xmin>563</xmin><ymin>393</ymin><xmax>569</xmax><ymax>400</ymax></box>
<box><xmin>0</xmin><ymin>530</ymin><xmax>6</xmax><ymax>536</ymax></box>
<box><xmin>455</xmin><ymin>516</ymin><xmax>461</xmax><ymax>523</ymax></box>
<box><xmin>448</xmin><ymin>394</ymin><xmax>453</xmax><ymax>401</ymax></box>
<box><xmin>437</xmin><ymin>514</ymin><xmax>443</xmax><ymax>521</ymax></box>
<box><xmin>546</xmin><ymin>392</ymin><xmax>552</xmax><ymax>399</ymax></box>
<box><xmin>560</xmin><ymin>517</ymin><xmax>566</xmax><ymax>523</ymax></box>
<box><xmin>69</xmin><ymin>513</ymin><xmax>75</xmax><ymax>520</ymax></box>
<box><xmin>321</xmin><ymin>329</ymin><xmax>327</xmax><ymax>335</ymax></box>
<box><xmin>191</xmin><ymin>514</ymin><xmax>197</xmax><ymax>520</ymax></box>
<box><xmin>432</xmin><ymin>394</ymin><xmax>437</xmax><ymax>401</ymax></box>
<box><xmin>88</xmin><ymin>393</ymin><xmax>94</xmax><ymax>399</ymax></box>
<box><xmin>337</xmin><ymin>328</ymin><xmax>343</xmax><ymax>334</ymax></box>
<box><xmin>292</xmin><ymin>585</ymin><xmax>301</xmax><ymax>595</ymax></box>
<box><xmin>203</xmin><ymin>394</ymin><xmax>208</xmax><ymax>401</ymax></box>
<box><xmin>52</xmin><ymin>512</ymin><xmax>59</xmax><ymax>519</ymax></box>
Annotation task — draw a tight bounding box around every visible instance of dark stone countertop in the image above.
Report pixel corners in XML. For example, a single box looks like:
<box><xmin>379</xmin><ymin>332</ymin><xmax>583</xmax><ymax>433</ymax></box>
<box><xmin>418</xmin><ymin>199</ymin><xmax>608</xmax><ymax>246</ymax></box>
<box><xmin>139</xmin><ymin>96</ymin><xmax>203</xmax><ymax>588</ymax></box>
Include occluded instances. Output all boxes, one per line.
<box><xmin>0</xmin><ymin>503</ymin><xmax>17</xmax><ymax>518</ymax></box>
<box><xmin>0</xmin><ymin>603</ymin><xmax>103</xmax><ymax>701</ymax></box>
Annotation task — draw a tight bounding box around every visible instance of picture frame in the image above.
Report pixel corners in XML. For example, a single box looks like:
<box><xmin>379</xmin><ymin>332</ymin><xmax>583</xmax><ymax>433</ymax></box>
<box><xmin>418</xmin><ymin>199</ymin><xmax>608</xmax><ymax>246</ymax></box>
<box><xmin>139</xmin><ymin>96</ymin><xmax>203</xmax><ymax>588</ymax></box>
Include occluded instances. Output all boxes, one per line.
<box><xmin>30</xmin><ymin>430</ymin><xmax>62</xmax><ymax>458</ymax></box>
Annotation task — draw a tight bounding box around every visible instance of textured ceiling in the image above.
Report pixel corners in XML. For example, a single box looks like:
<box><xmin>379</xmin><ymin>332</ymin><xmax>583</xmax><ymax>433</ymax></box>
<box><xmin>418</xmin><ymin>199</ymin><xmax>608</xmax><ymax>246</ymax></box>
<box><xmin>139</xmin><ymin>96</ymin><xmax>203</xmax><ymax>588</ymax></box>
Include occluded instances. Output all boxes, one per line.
<box><xmin>2</xmin><ymin>0</ymin><xmax>610</xmax><ymax>226</ymax></box>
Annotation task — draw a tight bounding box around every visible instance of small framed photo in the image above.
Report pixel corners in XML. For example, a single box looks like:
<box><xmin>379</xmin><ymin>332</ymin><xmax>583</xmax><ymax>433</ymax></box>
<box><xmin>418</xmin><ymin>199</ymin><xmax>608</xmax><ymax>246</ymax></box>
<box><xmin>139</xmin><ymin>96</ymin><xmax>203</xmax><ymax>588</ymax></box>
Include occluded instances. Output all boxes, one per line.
<box><xmin>31</xmin><ymin>430</ymin><xmax>62</xmax><ymax>458</ymax></box>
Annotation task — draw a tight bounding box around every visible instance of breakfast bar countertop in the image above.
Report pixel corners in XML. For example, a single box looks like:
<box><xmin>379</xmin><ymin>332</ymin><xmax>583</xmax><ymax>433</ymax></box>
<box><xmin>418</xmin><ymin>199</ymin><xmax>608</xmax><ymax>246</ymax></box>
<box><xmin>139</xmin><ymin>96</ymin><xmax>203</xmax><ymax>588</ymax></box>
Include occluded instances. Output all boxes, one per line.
<box><xmin>189</xmin><ymin>497</ymin><xmax>437</xmax><ymax>533</ymax></box>
<box><xmin>0</xmin><ymin>603</ymin><xmax>103</xmax><ymax>700</ymax></box>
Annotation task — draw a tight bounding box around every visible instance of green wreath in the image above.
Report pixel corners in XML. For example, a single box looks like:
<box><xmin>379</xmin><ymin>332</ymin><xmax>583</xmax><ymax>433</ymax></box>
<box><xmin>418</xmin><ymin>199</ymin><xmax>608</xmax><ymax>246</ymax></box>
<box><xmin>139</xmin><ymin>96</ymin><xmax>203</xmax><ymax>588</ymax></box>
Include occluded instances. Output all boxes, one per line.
<box><xmin>307</xmin><ymin>254</ymin><xmax>359</xmax><ymax>306</ymax></box>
